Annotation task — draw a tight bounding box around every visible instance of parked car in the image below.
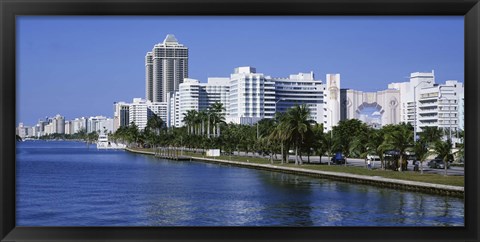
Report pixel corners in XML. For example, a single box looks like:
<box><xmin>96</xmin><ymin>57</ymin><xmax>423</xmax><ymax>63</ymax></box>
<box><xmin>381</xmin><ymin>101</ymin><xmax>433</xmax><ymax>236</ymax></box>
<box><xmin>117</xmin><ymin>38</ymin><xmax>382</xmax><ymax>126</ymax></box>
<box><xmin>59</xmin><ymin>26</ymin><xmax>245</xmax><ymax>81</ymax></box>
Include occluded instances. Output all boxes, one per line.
<box><xmin>331</xmin><ymin>152</ymin><xmax>346</xmax><ymax>164</ymax></box>
<box><xmin>366</xmin><ymin>155</ymin><xmax>380</xmax><ymax>162</ymax></box>
<box><xmin>428</xmin><ymin>159</ymin><xmax>451</xmax><ymax>169</ymax></box>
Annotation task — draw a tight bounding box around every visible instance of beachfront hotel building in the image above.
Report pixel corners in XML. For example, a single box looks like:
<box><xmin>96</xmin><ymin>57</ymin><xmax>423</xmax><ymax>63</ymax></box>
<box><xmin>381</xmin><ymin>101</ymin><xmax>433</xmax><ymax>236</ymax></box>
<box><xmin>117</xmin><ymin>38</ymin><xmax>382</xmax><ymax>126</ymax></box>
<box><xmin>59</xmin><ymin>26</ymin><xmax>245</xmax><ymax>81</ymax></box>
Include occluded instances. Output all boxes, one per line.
<box><xmin>336</xmin><ymin>70</ymin><xmax>464</xmax><ymax>137</ymax></box>
<box><xmin>167</xmin><ymin>77</ymin><xmax>230</xmax><ymax>127</ymax></box>
<box><xmin>157</xmin><ymin>67</ymin><xmax>463</xmax><ymax>138</ymax></box>
<box><xmin>226</xmin><ymin>67</ymin><xmax>276</xmax><ymax>125</ymax></box>
<box><xmin>165</xmin><ymin>67</ymin><xmax>331</xmax><ymax>128</ymax></box>
<box><xmin>145</xmin><ymin>34</ymin><xmax>188</xmax><ymax>103</ymax></box>
<box><xmin>388</xmin><ymin>71</ymin><xmax>464</xmax><ymax>139</ymax></box>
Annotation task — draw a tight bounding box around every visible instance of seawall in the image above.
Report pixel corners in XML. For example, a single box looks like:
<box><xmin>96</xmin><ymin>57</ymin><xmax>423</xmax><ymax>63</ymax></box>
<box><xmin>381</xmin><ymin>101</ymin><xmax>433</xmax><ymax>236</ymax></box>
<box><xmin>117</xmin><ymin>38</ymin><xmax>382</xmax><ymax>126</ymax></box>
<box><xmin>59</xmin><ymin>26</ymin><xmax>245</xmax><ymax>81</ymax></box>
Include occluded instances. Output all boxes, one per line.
<box><xmin>125</xmin><ymin>148</ymin><xmax>464</xmax><ymax>198</ymax></box>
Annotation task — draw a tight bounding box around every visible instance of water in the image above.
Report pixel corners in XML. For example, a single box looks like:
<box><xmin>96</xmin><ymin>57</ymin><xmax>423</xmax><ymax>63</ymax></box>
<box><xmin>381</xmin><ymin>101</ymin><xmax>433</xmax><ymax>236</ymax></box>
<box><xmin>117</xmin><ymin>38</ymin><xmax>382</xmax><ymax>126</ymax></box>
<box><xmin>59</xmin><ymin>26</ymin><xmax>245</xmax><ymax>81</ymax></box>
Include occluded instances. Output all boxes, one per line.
<box><xmin>16</xmin><ymin>141</ymin><xmax>464</xmax><ymax>226</ymax></box>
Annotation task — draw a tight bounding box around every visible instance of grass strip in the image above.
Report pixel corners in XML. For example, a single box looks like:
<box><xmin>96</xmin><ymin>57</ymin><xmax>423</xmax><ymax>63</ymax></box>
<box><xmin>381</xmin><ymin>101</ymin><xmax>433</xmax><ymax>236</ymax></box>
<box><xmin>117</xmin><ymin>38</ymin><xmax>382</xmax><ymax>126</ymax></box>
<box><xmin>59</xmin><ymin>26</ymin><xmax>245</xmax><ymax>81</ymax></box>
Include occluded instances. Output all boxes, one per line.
<box><xmin>131</xmin><ymin>148</ymin><xmax>464</xmax><ymax>187</ymax></box>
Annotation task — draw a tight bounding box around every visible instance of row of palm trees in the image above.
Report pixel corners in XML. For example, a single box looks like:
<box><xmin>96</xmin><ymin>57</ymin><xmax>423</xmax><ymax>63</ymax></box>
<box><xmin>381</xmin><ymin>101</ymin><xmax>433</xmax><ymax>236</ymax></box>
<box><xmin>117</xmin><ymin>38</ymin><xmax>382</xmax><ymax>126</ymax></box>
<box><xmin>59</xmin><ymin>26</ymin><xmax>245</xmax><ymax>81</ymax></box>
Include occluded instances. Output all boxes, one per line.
<box><xmin>182</xmin><ymin>102</ymin><xmax>225</xmax><ymax>137</ymax></box>
<box><xmin>111</xmin><ymin>103</ymin><xmax>463</xmax><ymax>176</ymax></box>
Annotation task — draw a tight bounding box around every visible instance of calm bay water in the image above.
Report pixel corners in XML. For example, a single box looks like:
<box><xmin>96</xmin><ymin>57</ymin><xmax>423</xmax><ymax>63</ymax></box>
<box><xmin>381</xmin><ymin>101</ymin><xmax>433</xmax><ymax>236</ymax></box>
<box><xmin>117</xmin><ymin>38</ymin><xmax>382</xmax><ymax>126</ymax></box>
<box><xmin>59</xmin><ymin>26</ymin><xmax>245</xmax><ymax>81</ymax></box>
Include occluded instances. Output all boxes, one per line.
<box><xmin>16</xmin><ymin>140</ymin><xmax>464</xmax><ymax>226</ymax></box>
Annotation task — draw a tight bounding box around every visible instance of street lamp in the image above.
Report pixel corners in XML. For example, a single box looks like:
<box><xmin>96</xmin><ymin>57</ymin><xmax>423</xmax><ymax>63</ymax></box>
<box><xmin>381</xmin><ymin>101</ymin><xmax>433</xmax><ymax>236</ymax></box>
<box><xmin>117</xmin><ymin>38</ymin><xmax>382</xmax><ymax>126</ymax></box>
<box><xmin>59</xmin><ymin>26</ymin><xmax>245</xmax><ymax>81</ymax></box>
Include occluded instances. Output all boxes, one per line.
<box><xmin>413</xmin><ymin>80</ymin><xmax>432</xmax><ymax>144</ymax></box>
<box><xmin>274</xmin><ymin>98</ymin><xmax>286</xmax><ymax>116</ymax></box>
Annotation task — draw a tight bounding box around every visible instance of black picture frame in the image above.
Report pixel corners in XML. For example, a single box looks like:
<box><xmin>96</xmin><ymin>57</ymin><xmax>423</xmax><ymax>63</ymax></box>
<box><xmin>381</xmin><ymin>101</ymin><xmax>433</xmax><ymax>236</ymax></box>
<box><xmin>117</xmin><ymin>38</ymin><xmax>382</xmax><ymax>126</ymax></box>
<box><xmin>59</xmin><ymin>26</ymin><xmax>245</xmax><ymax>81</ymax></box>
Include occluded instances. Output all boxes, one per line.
<box><xmin>1</xmin><ymin>0</ymin><xmax>479</xmax><ymax>241</ymax></box>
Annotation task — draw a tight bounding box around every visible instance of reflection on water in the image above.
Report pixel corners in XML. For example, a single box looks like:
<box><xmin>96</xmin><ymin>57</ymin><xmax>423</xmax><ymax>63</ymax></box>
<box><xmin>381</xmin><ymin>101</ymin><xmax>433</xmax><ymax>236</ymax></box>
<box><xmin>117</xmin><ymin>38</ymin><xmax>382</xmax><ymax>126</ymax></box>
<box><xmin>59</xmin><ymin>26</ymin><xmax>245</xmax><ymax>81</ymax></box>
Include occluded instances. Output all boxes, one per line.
<box><xmin>16</xmin><ymin>141</ymin><xmax>464</xmax><ymax>226</ymax></box>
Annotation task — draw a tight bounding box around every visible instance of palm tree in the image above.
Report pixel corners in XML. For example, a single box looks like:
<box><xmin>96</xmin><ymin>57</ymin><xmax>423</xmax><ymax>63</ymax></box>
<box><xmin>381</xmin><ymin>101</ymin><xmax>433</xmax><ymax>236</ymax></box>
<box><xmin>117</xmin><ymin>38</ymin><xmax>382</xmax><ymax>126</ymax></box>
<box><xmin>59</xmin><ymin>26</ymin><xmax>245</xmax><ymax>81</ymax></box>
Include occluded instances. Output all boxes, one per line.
<box><xmin>383</xmin><ymin>123</ymin><xmax>413</xmax><ymax>171</ymax></box>
<box><xmin>197</xmin><ymin>110</ymin><xmax>208</xmax><ymax>136</ymax></box>
<box><xmin>323</xmin><ymin>131</ymin><xmax>337</xmax><ymax>166</ymax></box>
<box><xmin>413</xmin><ymin>138</ymin><xmax>431</xmax><ymax>174</ymax></box>
<box><xmin>311</xmin><ymin>123</ymin><xmax>326</xmax><ymax>163</ymax></box>
<box><xmin>183</xmin><ymin>110</ymin><xmax>198</xmax><ymax>135</ymax></box>
<box><xmin>420</xmin><ymin>126</ymin><xmax>443</xmax><ymax>147</ymax></box>
<box><xmin>209</xmin><ymin>102</ymin><xmax>226</xmax><ymax>137</ymax></box>
<box><xmin>433</xmin><ymin>139</ymin><xmax>453</xmax><ymax>176</ymax></box>
<box><xmin>365</xmin><ymin>128</ymin><xmax>388</xmax><ymax>170</ymax></box>
<box><xmin>350</xmin><ymin>127</ymin><xmax>370</xmax><ymax>166</ymax></box>
<box><xmin>281</xmin><ymin>104</ymin><xmax>313</xmax><ymax>165</ymax></box>
<box><xmin>146</xmin><ymin>113</ymin><xmax>165</xmax><ymax>136</ymax></box>
<box><xmin>268</xmin><ymin>112</ymin><xmax>289</xmax><ymax>164</ymax></box>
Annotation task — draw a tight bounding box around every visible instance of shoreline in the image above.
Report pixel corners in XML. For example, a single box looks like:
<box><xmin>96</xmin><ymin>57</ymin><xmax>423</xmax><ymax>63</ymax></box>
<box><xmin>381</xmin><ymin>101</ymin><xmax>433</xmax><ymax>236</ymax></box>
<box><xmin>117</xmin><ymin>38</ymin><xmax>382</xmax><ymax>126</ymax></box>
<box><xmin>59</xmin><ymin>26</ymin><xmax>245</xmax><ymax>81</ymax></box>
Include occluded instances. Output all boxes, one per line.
<box><xmin>125</xmin><ymin>147</ymin><xmax>464</xmax><ymax>198</ymax></box>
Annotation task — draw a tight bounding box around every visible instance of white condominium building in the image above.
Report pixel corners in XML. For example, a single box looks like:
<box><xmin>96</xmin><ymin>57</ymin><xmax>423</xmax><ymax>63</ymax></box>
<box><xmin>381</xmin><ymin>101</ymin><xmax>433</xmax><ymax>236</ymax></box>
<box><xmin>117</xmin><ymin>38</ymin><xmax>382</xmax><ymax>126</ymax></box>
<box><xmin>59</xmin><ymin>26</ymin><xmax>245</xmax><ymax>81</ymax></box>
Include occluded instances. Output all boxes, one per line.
<box><xmin>273</xmin><ymin>72</ymin><xmax>324</xmax><ymax>124</ymax></box>
<box><xmin>114</xmin><ymin>98</ymin><xmax>169</xmax><ymax>131</ymax></box>
<box><xmin>16</xmin><ymin>123</ymin><xmax>28</xmax><ymax>138</ymax></box>
<box><xmin>178</xmin><ymin>78</ymin><xmax>200</xmax><ymax>127</ymax></box>
<box><xmin>388</xmin><ymin>71</ymin><xmax>464</xmax><ymax>136</ymax></box>
<box><xmin>227</xmin><ymin>67</ymin><xmax>274</xmax><ymax>125</ymax></box>
<box><xmin>203</xmin><ymin>77</ymin><xmax>230</xmax><ymax>113</ymax></box>
<box><xmin>388</xmin><ymin>71</ymin><xmax>435</xmax><ymax>127</ymax></box>
<box><xmin>169</xmin><ymin>77</ymin><xmax>230</xmax><ymax>127</ymax></box>
<box><xmin>417</xmin><ymin>80</ymin><xmax>464</xmax><ymax>133</ymax></box>
<box><xmin>145</xmin><ymin>34</ymin><xmax>189</xmax><ymax>103</ymax></box>
<box><xmin>128</xmin><ymin>98</ymin><xmax>149</xmax><ymax>130</ymax></box>
<box><xmin>65</xmin><ymin>121</ymin><xmax>73</xmax><ymax>135</ymax></box>
<box><xmin>113</xmin><ymin>102</ymin><xmax>130</xmax><ymax>132</ymax></box>
<box><xmin>72</xmin><ymin>117</ymin><xmax>87</xmax><ymax>134</ymax></box>
<box><xmin>168</xmin><ymin>67</ymin><xmax>327</xmax><ymax>127</ymax></box>
<box><xmin>87</xmin><ymin>116</ymin><xmax>113</xmax><ymax>134</ymax></box>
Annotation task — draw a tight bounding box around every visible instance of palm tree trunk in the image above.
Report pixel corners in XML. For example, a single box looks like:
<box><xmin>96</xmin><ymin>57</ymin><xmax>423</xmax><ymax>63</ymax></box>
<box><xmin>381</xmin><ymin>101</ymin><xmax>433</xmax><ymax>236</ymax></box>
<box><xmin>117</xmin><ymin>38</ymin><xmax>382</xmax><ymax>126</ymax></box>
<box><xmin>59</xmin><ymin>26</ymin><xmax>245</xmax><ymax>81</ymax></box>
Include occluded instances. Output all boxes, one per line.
<box><xmin>398</xmin><ymin>155</ymin><xmax>403</xmax><ymax>172</ymax></box>
<box><xmin>295</xmin><ymin>146</ymin><xmax>299</xmax><ymax>165</ymax></box>
<box><xmin>280</xmin><ymin>141</ymin><xmax>284</xmax><ymax>164</ymax></box>
<box><xmin>444</xmin><ymin>160</ymin><xmax>448</xmax><ymax>176</ymax></box>
<box><xmin>420</xmin><ymin>161</ymin><xmax>424</xmax><ymax>174</ymax></box>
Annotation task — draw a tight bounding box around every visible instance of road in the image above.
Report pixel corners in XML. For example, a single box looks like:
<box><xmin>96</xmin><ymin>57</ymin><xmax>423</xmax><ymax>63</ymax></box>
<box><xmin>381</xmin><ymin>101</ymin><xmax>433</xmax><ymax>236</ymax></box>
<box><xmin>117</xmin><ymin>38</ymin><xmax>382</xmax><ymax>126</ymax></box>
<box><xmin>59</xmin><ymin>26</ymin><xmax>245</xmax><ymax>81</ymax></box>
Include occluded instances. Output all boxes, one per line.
<box><xmin>177</xmin><ymin>149</ymin><xmax>464</xmax><ymax>176</ymax></box>
<box><xmin>230</xmin><ymin>151</ymin><xmax>465</xmax><ymax>176</ymax></box>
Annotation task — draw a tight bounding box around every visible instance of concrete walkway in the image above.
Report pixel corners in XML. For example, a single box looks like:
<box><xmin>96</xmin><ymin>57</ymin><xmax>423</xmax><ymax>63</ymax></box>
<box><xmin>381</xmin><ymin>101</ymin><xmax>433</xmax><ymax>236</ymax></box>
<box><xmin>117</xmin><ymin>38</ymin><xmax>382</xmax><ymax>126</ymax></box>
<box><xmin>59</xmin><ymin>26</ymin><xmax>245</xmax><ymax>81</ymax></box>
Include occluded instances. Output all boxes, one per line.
<box><xmin>126</xmin><ymin>148</ymin><xmax>464</xmax><ymax>197</ymax></box>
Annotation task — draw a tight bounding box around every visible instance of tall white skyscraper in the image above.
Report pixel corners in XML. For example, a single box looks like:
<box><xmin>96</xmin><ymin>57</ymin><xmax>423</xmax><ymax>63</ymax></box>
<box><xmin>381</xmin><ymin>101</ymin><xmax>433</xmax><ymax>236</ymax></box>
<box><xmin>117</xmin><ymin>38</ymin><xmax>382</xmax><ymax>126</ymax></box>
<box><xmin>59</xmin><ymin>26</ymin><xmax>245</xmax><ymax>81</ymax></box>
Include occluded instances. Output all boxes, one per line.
<box><xmin>145</xmin><ymin>34</ymin><xmax>188</xmax><ymax>103</ymax></box>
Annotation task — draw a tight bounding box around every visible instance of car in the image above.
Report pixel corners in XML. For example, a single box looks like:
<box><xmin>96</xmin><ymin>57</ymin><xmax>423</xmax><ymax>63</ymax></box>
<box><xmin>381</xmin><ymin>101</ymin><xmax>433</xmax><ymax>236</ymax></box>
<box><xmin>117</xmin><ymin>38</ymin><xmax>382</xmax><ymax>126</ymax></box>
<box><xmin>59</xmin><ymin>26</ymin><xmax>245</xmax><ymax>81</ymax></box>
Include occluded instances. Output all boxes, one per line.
<box><xmin>366</xmin><ymin>155</ymin><xmax>380</xmax><ymax>162</ymax></box>
<box><xmin>331</xmin><ymin>152</ymin><xmax>346</xmax><ymax>164</ymax></box>
<box><xmin>428</xmin><ymin>159</ymin><xmax>451</xmax><ymax>169</ymax></box>
<box><xmin>366</xmin><ymin>155</ymin><xmax>380</xmax><ymax>168</ymax></box>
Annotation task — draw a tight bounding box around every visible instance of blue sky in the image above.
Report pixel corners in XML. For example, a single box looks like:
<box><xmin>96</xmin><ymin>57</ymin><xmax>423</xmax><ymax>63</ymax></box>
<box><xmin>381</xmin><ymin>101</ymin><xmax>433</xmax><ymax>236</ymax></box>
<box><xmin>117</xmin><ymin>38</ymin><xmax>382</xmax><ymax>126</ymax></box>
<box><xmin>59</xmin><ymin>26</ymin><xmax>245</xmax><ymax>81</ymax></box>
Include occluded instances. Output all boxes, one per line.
<box><xmin>17</xmin><ymin>16</ymin><xmax>464</xmax><ymax>126</ymax></box>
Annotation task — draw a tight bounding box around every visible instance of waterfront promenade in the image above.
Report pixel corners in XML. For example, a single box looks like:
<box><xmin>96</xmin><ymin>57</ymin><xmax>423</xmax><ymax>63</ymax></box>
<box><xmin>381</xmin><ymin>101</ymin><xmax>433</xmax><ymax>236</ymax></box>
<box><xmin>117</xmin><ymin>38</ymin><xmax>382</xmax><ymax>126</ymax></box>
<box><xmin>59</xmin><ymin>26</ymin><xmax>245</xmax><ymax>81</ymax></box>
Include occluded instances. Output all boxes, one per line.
<box><xmin>126</xmin><ymin>147</ymin><xmax>464</xmax><ymax>198</ymax></box>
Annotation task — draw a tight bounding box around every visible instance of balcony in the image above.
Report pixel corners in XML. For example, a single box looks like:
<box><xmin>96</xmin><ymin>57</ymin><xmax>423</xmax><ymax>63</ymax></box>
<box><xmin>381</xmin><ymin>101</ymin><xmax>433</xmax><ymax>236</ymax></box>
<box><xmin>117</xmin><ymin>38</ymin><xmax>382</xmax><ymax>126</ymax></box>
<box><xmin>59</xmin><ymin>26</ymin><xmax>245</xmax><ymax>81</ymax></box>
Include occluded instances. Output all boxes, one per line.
<box><xmin>418</xmin><ymin>108</ymin><xmax>438</xmax><ymax>114</ymax></box>
<box><xmin>419</xmin><ymin>102</ymin><xmax>438</xmax><ymax>108</ymax></box>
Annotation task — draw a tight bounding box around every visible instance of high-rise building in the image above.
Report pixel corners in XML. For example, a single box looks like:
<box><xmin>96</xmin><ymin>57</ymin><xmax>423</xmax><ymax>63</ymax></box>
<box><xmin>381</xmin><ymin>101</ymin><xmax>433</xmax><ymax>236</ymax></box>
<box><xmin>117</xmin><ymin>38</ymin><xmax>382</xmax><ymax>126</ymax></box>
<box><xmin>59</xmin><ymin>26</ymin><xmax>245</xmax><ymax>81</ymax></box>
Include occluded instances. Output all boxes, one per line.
<box><xmin>113</xmin><ymin>102</ymin><xmax>130</xmax><ymax>132</ymax></box>
<box><xmin>16</xmin><ymin>123</ymin><xmax>28</xmax><ymax>138</ymax></box>
<box><xmin>168</xmin><ymin>67</ymin><xmax>326</xmax><ymax>127</ymax></box>
<box><xmin>417</xmin><ymin>80</ymin><xmax>464</xmax><ymax>134</ymax></box>
<box><xmin>388</xmin><ymin>71</ymin><xmax>435</xmax><ymax>127</ymax></box>
<box><xmin>388</xmin><ymin>71</ymin><xmax>464</xmax><ymax>142</ymax></box>
<box><xmin>145</xmin><ymin>34</ymin><xmax>188</xmax><ymax>103</ymax></box>
<box><xmin>65</xmin><ymin>120</ymin><xmax>73</xmax><ymax>135</ymax></box>
<box><xmin>324</xmin><ymin>74</ymin><xmax>341</xmax><ymax>131</ymax></box>
<box><xmin>51</xmin><ymin>114</ymin><xmax>65</xmax><ymax>134</ymax></box>
<box><xmin>114</xmin><ymin>98</ymin><xmax>169</xmax><ymax>131</ymax></box>
<box><xmin>72</xmin><ymin>117</ymin><xmax>87</xmax><ymax>134</ymax></box>
<box><xmin>169</xmin><ymin>77</ymin><xmax>230</xmax><ymax>127</ymax></box>
<box><xmin>273</xmin><ymin>72</ymin><xmax>324</xmax><ymax>124</ymax></box>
